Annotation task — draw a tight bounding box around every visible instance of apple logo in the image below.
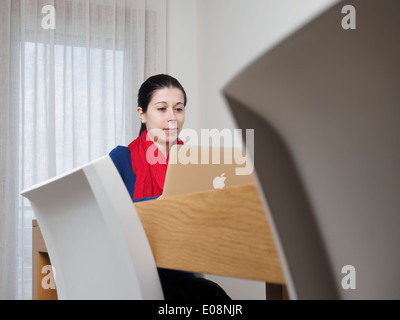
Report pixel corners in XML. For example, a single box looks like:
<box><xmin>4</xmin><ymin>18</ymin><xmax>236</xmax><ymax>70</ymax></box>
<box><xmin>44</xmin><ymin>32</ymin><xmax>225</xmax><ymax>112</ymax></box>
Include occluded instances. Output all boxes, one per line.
<box><xmin>213</xmin><ymin>173</ymin><xmax>226</xmax><ymax>189</ymax></box>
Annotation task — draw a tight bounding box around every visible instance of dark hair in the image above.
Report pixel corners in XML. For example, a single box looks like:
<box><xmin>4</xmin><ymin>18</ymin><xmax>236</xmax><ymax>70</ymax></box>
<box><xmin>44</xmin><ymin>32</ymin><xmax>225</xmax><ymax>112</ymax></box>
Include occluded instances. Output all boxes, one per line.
<box><xmin>137</xmin><ymin>74</ymin><xmax>187</xmax><ymax>136</ymax></box>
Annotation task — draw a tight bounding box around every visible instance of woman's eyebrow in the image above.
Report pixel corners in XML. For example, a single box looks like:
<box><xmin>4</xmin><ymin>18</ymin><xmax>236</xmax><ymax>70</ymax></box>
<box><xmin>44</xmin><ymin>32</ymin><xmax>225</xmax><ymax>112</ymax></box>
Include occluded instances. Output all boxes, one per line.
<box><xmin>154</xmin><ymin>101</ymin><xmax>184</xmax><ymax>106</ymax></box>
<box><xmin>154</xmin><ymin>101</ymin><xmax>167</xmax><ymax>105</ymax></box>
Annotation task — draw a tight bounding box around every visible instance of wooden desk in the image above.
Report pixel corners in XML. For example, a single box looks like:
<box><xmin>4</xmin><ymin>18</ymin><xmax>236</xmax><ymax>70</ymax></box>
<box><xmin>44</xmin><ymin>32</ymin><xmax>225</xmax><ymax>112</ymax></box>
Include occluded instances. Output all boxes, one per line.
<box><xmin>32</xmin><ymin>184</ymin><xmax>288</xmax><ymax>300</ymax></box>
<box><xmin>32</xmin><ymin>219</ymin><xmax>58</xmax><ymax>300</ymax></box>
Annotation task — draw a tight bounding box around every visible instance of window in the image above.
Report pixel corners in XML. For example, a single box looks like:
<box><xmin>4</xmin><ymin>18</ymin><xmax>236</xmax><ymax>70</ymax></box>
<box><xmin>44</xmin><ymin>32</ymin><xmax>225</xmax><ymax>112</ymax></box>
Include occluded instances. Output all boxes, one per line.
<box><xmin>1</xmin><ymin>0</ymin><xmax>166</xmax><ymax>300</ymax></box>
<box><xmin>18</xmin><ymin>41</ymin><xmax>125</xmax><ymax>298</ymax></box>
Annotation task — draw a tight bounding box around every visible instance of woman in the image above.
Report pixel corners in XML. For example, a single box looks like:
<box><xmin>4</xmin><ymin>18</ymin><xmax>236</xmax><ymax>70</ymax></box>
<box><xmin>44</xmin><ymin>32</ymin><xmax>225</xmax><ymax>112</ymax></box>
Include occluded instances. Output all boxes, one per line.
<box><xmin>109</xmin><ymin>74</ymin><xmax>231</xmax><ymax>300</ymax></box>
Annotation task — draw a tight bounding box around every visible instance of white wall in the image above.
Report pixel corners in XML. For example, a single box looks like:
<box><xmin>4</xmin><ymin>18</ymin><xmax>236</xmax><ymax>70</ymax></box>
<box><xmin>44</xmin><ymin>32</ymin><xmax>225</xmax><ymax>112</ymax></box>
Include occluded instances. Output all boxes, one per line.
<box><xmin>167</xmin><ymin>0</ymin><xmax>340</xmax><ymax>300</ymax></box>
<box><xmin>197</xmin><ymin>0</ymin><xmax>340</xmax><ymax>131</ymax></box>
<box><xmin>166</xmin><ymin>0</ymin><xmax>199</xmax><ymax>134</ymax></box>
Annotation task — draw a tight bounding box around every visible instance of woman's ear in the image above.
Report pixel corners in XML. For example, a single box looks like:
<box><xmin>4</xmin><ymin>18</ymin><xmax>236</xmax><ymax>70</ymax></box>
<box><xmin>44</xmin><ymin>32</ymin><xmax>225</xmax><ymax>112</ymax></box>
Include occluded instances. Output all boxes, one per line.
<box><xmin>137</xmin><ymin>107</ymin><xmax>146</xmax><ymax>124</ymax></box>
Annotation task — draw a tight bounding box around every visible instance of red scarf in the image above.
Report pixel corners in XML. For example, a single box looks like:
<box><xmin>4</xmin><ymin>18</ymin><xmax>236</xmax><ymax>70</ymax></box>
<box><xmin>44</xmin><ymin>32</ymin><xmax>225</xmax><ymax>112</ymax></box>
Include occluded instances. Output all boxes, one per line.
<box><xmin>128</xmin><ymin>130</ymin><xmax>183</xmax><ymax>200</ymax></box>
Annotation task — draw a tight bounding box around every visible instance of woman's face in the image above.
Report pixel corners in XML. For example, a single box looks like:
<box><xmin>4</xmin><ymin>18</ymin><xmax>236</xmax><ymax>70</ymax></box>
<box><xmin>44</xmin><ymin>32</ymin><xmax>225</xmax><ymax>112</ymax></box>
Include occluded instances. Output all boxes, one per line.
<box><xmin>138</xmin><ymin>87</ymin><xmax>185</xmax><ymax>148</ymax></box>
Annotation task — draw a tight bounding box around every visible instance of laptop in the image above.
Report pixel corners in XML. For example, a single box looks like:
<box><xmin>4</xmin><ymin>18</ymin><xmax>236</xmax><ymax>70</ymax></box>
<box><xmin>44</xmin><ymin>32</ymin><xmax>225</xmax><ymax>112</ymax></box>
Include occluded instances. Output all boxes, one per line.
<box><xmin>162</xmin><ymin>145</ymin><xmax>255</xmax><ymax>198</ymax></box>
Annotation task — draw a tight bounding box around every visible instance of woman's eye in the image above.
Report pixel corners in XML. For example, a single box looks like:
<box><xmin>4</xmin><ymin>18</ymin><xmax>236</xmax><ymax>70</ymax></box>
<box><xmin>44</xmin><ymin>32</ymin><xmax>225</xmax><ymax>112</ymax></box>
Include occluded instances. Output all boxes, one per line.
<box><xmin>158</xmin><ymin>107</ymin><xmax>166</xmax><ymax>111</ymax></box>
<box><xmin>176</xmin><ymin>108</ymin><xmax>184</xmax><ymax>112</ymax></box>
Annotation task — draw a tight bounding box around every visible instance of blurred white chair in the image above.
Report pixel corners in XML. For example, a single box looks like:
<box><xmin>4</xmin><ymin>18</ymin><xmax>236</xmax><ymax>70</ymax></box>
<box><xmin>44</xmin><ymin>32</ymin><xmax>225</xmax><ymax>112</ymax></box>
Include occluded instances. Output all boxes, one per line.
<box><xmin>22</xmin><ymin>156</ymin><xmax>164</xmax><ymax>300</ymax></box>
<box><xmin>224</xmin><ymin>0</ymin><xmax>400</xmax><ymax>299</ymax></box>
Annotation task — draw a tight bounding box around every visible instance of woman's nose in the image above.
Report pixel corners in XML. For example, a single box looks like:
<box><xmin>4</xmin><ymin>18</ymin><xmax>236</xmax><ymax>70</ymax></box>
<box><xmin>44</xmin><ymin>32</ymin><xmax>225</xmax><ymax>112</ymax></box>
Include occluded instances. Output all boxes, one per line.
<box><xmin>167</xmin><ymin>108</ymin><xmax>177</xmax><ymax>121</ymax></box>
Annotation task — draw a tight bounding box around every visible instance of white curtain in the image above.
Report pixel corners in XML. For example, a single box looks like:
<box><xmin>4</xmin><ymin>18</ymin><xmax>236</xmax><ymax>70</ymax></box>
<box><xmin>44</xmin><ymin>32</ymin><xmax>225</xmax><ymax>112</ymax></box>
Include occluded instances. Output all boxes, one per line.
<box><xmin>0</xmin><ymin>0</ymin><xmax>166</xmax><ymax>299</ymax></box>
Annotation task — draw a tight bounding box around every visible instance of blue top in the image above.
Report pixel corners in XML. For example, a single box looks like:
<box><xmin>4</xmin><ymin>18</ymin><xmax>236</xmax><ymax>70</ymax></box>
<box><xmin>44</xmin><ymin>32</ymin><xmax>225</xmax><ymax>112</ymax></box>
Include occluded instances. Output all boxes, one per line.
<box><xmin>109</xmin><ymin>145</ymin><xmax>195</xmax><ymax>280</ymax></box>
<box><xmin>109</xmin><ymin>146</ymin><xmax>159</xmax><ymax>202</ymax></box>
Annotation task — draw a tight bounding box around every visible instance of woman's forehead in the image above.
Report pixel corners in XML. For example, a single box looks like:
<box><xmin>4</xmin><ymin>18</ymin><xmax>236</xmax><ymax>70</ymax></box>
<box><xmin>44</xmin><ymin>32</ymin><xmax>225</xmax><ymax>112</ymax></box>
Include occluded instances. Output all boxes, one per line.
<box><xmin>150</xmin><ymin>87</ymin><xmax>185</xmax><ymax>103</ymax></box>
